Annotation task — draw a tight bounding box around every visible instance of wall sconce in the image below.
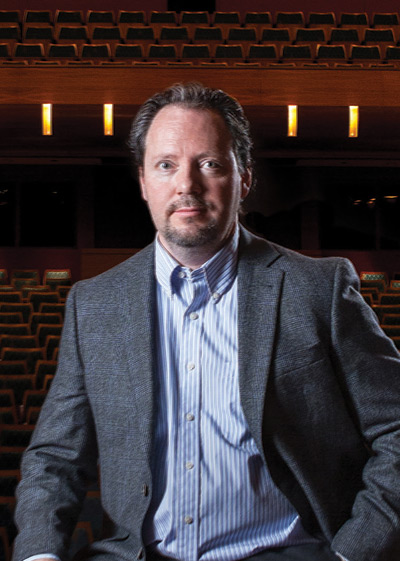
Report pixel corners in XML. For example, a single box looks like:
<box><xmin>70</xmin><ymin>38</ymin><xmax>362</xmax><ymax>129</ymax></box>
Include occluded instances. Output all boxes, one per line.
<box><xmin>287</xmin><ymin>105</ymin><xmax>298</xmax><ymax>137</ymax></box>
<box><xmin>104</xmin><ymin>104</ymin><xmax>114</xmax><ymax>136</ymax></box>
<box><xmin>42</xmin><ymin>104</ymin><xmax>52</xmax><ymax>136</ymax></box>
<box><xmin>349</xmin><ymin>106</ymin><xmax>359</xmax><ymax>138</ymax></box>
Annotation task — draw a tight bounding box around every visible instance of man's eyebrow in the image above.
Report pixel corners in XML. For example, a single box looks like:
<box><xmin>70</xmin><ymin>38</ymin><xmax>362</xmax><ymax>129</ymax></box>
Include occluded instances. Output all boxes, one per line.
<box><xmin>148</xmin><ymin>151</ymin><xmax>229</xmax><ymax>162</ymax></box>
<box><xmin>151</xmin><ymin>153</ymin><xmax>176</xmax><ymax>160</ymax></box>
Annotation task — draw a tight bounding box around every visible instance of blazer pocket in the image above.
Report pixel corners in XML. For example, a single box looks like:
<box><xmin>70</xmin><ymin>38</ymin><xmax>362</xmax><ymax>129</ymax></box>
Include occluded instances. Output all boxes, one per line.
<box><xmin>273</xmin><ymin>342</ymin><xmax>326</xmax><ymax>377</ymax></box>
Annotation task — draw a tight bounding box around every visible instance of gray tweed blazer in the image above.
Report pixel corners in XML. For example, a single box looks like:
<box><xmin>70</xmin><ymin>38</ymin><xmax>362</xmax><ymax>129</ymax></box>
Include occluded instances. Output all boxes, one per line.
<box><xmin>13</xmin><ymin>227</ymin><xmax>400</xmax><ymax>561</ymax></box>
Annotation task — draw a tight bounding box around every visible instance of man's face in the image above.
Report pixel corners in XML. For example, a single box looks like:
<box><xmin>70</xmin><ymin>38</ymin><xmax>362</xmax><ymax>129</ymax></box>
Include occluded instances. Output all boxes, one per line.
<box><xmin>139</xmin><ymin>105</ymin><xmax>251</xmax><ymax>260</ymax></box>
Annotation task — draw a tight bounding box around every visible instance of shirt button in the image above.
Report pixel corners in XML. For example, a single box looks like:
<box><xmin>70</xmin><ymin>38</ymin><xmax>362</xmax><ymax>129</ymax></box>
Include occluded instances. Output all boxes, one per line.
<box><xmin>186</xmin><ymin>413</ymin><xmax>195</xmax><ymax>421</ymax></box>
<box><xmin>187</xmin><ymin>362</ymin><xmax>195</xmax><ymax>371</ymax></box>
<box><xmin>185</xmin><ymin>461</ymin><xmax>194</xmax><ymax>470</ymax></box>
<box><xmin>189</xmin><ymin>312</ymin><xmax>199</xmax><ymax>320</ymax></box>
<box><xmin>212</xmin><ymin>292</ymin><xmax>220</xmax><ymax>300</ymax></box>
<box><xmin>178</xmin><ymin>271</ymin><xmax>185</xmax><ymax>278</ymax></box>
<box><xmin>184</xmin><ymin>515</ymin><xmax>193</xmax><ymax>525</ymax></box>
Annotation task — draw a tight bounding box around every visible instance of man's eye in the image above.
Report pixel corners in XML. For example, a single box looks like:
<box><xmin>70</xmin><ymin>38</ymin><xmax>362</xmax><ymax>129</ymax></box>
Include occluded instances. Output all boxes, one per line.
<box><xmin>203</xmin><ymin>161</ymin><xmax>219</xmax><ymax>169</ymax></box>
<box><xmin>159</xmin><ymin>162</ymin><xmax>172</xmax><ymax>170</ymax></box>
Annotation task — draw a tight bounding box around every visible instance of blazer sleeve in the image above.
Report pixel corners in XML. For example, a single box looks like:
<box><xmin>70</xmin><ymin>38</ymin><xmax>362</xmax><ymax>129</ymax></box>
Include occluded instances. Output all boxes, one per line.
<box><xmin>329</xmin><ymin>259</ymin><xmax>400</xmax><ymax>561</ymax></box>
<box><xmin>13</xmin><ymin>283</ymin><xmax>99</xmax><ymax>561</ymax></box>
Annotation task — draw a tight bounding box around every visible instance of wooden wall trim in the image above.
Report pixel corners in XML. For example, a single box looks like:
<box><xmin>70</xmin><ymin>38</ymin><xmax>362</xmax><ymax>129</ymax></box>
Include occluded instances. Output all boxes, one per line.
<box><xmin>1</xmin><ymin>68</ymin><xmax>399</xmax><ymax>108</ymax></box>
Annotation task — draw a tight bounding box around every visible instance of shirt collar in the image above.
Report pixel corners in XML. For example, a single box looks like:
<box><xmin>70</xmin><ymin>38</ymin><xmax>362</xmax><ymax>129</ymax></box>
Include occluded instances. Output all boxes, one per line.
<box><xmin>155</xmin><ymin>225</ymin><xmax>239</xmax><ymax>301</ymax></box>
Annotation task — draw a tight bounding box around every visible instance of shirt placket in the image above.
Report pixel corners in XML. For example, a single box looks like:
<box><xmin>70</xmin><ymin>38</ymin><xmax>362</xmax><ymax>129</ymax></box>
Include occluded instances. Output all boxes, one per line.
<box><xmin>175</xmin><ymin>271</ymin><xmax>206</xmax><ymax>561</ymax></box>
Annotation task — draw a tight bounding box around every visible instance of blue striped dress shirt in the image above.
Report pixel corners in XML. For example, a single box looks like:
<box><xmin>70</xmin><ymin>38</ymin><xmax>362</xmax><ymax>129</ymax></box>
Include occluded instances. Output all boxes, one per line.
<box><xmin>143</xmin><ymin>226</ymin><xmax>316</xmax><ymax>561</ymax></box>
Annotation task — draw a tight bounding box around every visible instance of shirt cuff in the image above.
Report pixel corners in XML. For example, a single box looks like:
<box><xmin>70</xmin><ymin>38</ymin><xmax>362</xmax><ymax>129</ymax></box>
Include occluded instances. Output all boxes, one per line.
<box><xmin>336</xmin><ymin>553</ymin><xmax>350</xmax><ymax>561</ymax></box>
<box><xmin>24</xmin><ymin>553</ymin><xmax>61</xmax><ymax>561</ymax></box>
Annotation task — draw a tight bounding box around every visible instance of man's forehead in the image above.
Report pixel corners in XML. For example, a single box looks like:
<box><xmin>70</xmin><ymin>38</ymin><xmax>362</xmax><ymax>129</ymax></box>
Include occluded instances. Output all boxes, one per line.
<box><xmin>148</xmin><ymin>104</ymin><xmax>226</xmax><ymax>134</ymax></box>
<box><xmin>142</xmin><ymin>104</ymin><xmax>233</xmax><ymax>158</ymax></box>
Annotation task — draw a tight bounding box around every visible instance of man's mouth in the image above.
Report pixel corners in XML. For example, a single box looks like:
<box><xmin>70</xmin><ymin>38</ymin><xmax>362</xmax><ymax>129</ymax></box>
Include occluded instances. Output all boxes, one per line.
<box><xmin>168</xmin><ymin>197</ymin><xmax>209</xmax><ymax>217</ymax></box>
<box><xmin>173</xmin><ymin>206</ymin><xmax>204</xmax><ymax>216</ymax></box>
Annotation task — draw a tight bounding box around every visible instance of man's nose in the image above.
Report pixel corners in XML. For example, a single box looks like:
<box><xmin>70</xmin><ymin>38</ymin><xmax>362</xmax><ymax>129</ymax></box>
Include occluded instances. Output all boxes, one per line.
<box><xmin>175</xmin><ymin>164</ymin><xmax>201</xmax><ymax>194</ymax></box>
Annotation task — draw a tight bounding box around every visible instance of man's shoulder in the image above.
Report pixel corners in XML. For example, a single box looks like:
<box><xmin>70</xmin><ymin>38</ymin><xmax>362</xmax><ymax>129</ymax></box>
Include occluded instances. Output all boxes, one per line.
<box><xmin>240</xmin><ymin>227</ymin><xmax>350</xmax><ymax>273</ymax></box>
<box><xmin>72</xmin><ymin>243</ymin><xmax>155</xmax><ymax>301</ymax></box>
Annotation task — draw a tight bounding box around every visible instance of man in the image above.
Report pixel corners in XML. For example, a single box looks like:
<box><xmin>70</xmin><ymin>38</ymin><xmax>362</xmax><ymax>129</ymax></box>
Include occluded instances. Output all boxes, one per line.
<box><xmin>13</xmin><ymin>83</ymin><xmax>400</xmax><ymax>561</ymax></box>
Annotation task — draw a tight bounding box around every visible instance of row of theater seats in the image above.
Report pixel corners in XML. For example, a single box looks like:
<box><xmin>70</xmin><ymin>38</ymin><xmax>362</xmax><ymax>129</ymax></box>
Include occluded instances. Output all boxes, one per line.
<box><xmin>1</xmin><ymin>11</ymin><xmax>400</xmax><ymax>66</ymax></box>
<box><xmin>360</xmin><ymin>271</ymin><xmax>400</xmax><ymax>349</ymax></box>
<box><xmin>0</xmin><ymin>269</ymin><xmax>72</xmax><ymax>560</ymax></box>
<box><xmin>0</xmin><ymin>268</ymin><xmax>71</xmax><ymax>289</ymax></box>
<box><xmin>4</xmin><ymin>24</ymin><xmax>400</xmax><ymax>45</ymax></box>
<box><xmin>0</xmin><ymin>9</ymin><xmax>399</xmax><ymax>29</ymax></box>
<box><xmin>0</xmin><ymin>267</ymin><xmax>99</xmax><ymax>561</ymax></box>
<box><xmin>2</xmin><ymin>42</ymin><xmax>400</xmax><ymax>67</ymax></box>
<box><xmin>0</xmin><ymin>269</ymin><xmax>70</xmax><ymax>410</ymax></box>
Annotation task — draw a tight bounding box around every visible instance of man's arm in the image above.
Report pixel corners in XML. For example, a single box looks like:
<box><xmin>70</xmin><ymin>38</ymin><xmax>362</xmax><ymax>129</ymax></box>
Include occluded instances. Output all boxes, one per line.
<box><xmin>329</xmin><ymin>259</ymin><xmax>400</xmax><ymax>561</ymax></box>
<box><xmin>13</xmin><ymin>284</ymin><xmax>99</xmax><ymax>561</ymax></box>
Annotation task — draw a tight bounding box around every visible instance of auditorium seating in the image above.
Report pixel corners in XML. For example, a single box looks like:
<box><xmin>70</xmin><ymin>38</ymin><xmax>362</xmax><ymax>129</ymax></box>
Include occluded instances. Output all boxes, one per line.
<box><xmin>0</xmin><ymin>9</ymin><xmax>400</xmax><ymax>67</ymax></box>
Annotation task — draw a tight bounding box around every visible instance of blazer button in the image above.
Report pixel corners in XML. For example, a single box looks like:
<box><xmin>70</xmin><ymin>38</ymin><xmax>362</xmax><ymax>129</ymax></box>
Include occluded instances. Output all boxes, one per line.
<box><xmin>142</xmin><ymin>483</ymin><xmax>149</xmax><ymax>496</ymax></box>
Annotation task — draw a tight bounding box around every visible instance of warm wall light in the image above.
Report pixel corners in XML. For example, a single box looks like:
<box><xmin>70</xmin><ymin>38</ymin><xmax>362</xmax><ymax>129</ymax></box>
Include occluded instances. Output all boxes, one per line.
<box><xmin>104</xmin><ymin>104</ymin><xmax>114</xmax><ymax>136</ymax></box>
<box><xmin>349</xmin><ymin>106</ymin><xmax>359</xmax><ymax>138</ymax></box>
<box><xmin>287</xmin><ymin>105</ymin><xmax>298</xmax><ymax>137</ymax></box>
<box><xmin>42</xmin><ymin>104</ymin><xmax>52</xmax><ymax>136</ymax></box>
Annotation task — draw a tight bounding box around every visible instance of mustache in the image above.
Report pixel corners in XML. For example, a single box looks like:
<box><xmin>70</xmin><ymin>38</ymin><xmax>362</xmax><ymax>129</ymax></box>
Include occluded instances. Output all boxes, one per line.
<box><xmin>167</xmin><ymin>196</ymin><xmax>211</xmax><ymax>215</ymax></box>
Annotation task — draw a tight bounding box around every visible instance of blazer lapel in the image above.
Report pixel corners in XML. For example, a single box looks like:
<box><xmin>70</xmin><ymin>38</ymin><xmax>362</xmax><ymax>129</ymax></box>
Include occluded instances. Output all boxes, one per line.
<box><xmin>237</xmin><ymin>229</ymin><xmax>284</xmax><ymax>458</ymax></box>
<box><xmin>120</xmin><ymin>244</ymin><xmax>157</xmax><ymax>461</ymax></box>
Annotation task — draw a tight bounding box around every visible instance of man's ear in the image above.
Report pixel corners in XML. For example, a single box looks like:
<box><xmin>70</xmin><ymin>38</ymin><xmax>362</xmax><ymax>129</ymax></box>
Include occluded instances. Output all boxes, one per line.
<box><xmin>240</xmin><ymin>168</ymin><xmax>252</xmax><ymax>201</ymax></box>
<box><xmin>138</xmin><ymin>167</ymin><xmax>148</xmax><ymax>201</ymax></box>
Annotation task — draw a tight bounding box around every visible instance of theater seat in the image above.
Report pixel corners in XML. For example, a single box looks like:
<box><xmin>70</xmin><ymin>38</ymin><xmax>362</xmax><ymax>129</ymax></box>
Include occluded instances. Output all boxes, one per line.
<box><xmin>214</xmin><ymin>44</ymin><xmax>244</xmax><ymax>65</ymax></box>
<box><xmin>54</xmin><ymin>10</ymin><xmax>84</xmax><ymax>29</ymax></box>
<box><xmin>350</xmin><ymin>45</ymin><xmax>382</xmax><ymax>65</ymax></box>
<box><xmin>47</xmin><ymin>44</ymin><xmax>78</xmax><ymax>62</ymax></box>
<box><xmin>181</xmin><ymin>44</ymin><xmax>211</xmax><ymax>64</ymax></box>
<box><xmin>117</xmin><ymin>10</ymin><xmax>146</xmax><ymax>34</ymax></box>
<box><xmin>339</xmin><ymin>12</ymin><xmax>369</xmax><ymax>31</ymax></box>
<box><xmin>124</xmin><ymin>26</ymin><xmax>155</xmax><ymax>48</ymax></box>
<box><xmin>23</xmin><ymin>10</ymin><xmax>52</xmax><ymax>27</ymax></box>
<box><xmin>247</xmin><ymin>44</ymin><xmax>279</xmax><ymax>65</ymax></box>
<box><xmin>316</xmin><ymin>45</ymin><xmax>347</xmax><ymax>65</ymax></box>
<box><xmin>158</xmin><ymin>26</ymin><xmax>190</xmax><ymax>48</ymax></box>
<box><xmin>113</xmin><ymin>44</ymin><xmax>143</xmax><ymax>62</ymax></box>
<box><xmin>86</xmin><ymin>10</ymin><xmax>115</xmax><ymax>32</ymax></box>
<box><xmin>308</xmin><ymin>12</ymin><xmax>336</xmax><ymax>30</ymax></box>
<box><xmin>56</xmin><ymin>26</ymin><xmax>89</xmax><ymax>47</ymax></box>
<box><xmin>147</xmin><ymin>44</ymin><xmax>177</xmax><ymax>63</ymax></box>
<box><xmin>80</xmin><ymin>44</ymin><xmax>111</xmax><ymax>63</ymax></box>
<box><xmin>0</xmin><ymin>25</ymin><xmax>20</xmax><ymax>48</ymax></box>
<box><xmin>212</xmin><ymin>11</ymin><xmax>241</xmax><ymax>36</ymax></box>
<box><xmin>363</xmin><ymin>28</ymin><xmax>395</xmax><ymax>47</ymax></box>
<box><xmin>244</xmin><ymin>12</ymin><xmax>272</xmax><ymax>33</ymax></box>
<box><xmin>281</xmin><ymin>45</ymin><xmax>313</xmax><ymax>65</ymax></box>
<box><xmin>91</xmin><ymin>26</ymin><xmax>122</xmax><ymax>48</ymax></box>
<box><xmin>193</xmin><ymin>27</ymin><xmax>223</xmax><ymax>50</ymax></box>
<box><xmin>180</xmin><ymin>11</ymin><xmax>209</xmax><ymax>35</ymax></box>
<box><xmin>0</xmin><ymin>11</ymin><xmax>20</xmax><ymax>25</ymax></box>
